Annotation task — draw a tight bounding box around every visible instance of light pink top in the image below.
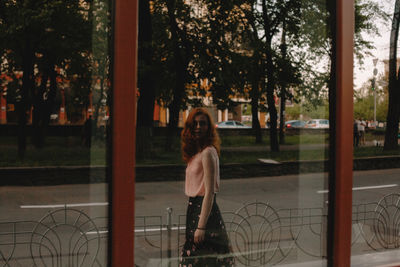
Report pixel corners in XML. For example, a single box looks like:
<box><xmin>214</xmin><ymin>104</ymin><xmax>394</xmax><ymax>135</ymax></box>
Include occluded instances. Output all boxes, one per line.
<box><xmin>185</xmin><ymin>146</ymin><xmax>220</xmax><ymax>197</ymax></box>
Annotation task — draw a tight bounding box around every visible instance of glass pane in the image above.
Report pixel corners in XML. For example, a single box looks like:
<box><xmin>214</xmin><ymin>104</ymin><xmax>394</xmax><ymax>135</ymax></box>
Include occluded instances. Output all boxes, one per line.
<box><xmin>0</xmin><ymin>0</ymin><xmax>112</xmax><ymax>265</ymax></box>
<box><xmin>351</xmin><ymin>1</ymin><xmax>400</xmax><ymax>266</ymax></box>
<box><xmin>135</xmin><ymin>0</ymin><xmax>330</xmax><ymax>266</ymax></box>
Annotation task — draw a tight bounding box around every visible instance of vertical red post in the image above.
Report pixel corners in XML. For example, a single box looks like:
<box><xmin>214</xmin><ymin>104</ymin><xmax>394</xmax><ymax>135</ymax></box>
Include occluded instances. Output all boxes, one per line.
<box><xmin>112</xmin><ymin>0</ymin><xmax>138</xmax><ymax>266</ymax></box>
<box><xmin>334</xmin><ymin>0</ymin><xmax>354</xmax><ymax>266</ymax></box>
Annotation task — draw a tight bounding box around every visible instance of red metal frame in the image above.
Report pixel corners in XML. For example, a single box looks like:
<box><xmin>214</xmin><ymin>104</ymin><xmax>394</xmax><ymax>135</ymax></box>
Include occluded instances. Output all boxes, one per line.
<box><xmin>333</xmin><ymin>0</ymin><xmax>354</xmax><ymax>266</ymax></box>
<box><xmin>111</xmin><ymin>0</ymin><xmax>138</xmax><ymax>266</ymax></box>
<box><xmin>109</xmin><ymin>0</ymin><xmax>400</xmax><ymax>266</ymax></box>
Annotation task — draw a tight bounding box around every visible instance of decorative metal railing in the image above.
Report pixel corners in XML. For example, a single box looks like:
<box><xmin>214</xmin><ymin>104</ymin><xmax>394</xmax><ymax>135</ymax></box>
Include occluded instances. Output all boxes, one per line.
<box><xmin>0</xmin><ymin>206</ymin><xmax>108</xmax><ymax>267</ymax></box>
<box><xmin>1</xmin><ymin>193</ymin><xmax>400</xmax><ymax>266</ymax></box>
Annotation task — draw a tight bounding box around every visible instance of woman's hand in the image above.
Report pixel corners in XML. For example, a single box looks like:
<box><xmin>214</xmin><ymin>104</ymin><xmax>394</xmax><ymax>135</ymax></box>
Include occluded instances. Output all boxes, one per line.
<box><xmin>194</xmin><ymin>228</ymin><xmax>206</xmax><ymax>244</ymax></box>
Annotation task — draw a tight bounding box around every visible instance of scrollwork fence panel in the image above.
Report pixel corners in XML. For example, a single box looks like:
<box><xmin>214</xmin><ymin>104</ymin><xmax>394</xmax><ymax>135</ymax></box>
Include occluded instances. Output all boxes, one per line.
<box><xmin>2</xmin><ymin>193</ymin><xmax>400</xmax><ymax>266</ymax></box>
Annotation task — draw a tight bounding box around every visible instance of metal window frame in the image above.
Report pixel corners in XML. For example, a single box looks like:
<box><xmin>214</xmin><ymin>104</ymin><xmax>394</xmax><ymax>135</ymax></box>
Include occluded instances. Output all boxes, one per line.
<box><xmin>109</xmin><ymin>0</ymin><xmax>400</xmax><ymax>266</ymax></box>
<box><xmin>111</xmin><ymin>0</ymin><xmax>138</xmax><ymax>266</ymax></box>
<box><xmin>328</xmin><ymin>0</ymin><xmax>354</xmax><ymax>266</ymax></box>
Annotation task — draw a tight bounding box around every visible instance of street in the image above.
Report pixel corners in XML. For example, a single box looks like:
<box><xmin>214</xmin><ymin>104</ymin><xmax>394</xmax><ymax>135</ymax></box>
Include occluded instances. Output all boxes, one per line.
<box><xmin>135</xmin><ymin>168</ymin><xmax>400</xmax><ymax>217</ymax></box>
<box><xmin>0</xmin><ymin>168</ymin><xmax>399</xmax><ymax>266</ymax></box>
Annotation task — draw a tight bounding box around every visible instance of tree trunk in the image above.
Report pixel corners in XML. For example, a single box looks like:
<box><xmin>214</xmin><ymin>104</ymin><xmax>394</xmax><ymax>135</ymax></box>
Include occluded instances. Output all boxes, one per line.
<box><xmin>279</xmin><ymin>26</ymin><xmax>287</xmax><ymax>145</ymax></box>
<box><xmin>45</xmin><ymin>64</ymin><xmax>57</xmax><ymax>128</ymax></box>
<box><xmin>265</xmin><ymin>43</ymin><xmax>279</xmax><ymax>152</ymax></box>
<box><xmin>32</xmin><ymin>61</ymin><xmax>57</xmax><ymax>148</ymax></box>
<box><xmin>251</xmin><ymin>79</ymin><xmax>262</xmax><ymax>143</ymax></box>
<box><xmin>166</xmin><ymin>60</ymin><xmax>186</xmax><ymax>150</ymax></box>
<box><xmin>165</xmin><ymin>0</ymin><xmax>187</xmax><ymax>151</ymax></box>
<box><xmin>261</xmin><ymin>2</ymin><xmax>279</xmax><ymax>152</ymax></box>
<box><xmin>137</xmin><ymin>0</ymin><xmax>155</xmax><ymax>127</ymax></box>
<box><xmin>279</xmin><ymin>88</ymin><xmax>286</xmax><ymax>145</ymax></box>
<box><xmin>32</xmin><ymin>71</ymin><xmax>48</xmax><ymax>148</ymax></box>
<box><xmin>93</xmin><ymin>79</ymin><xmax>104</xmax><ymax>139</ymax></box>
<box><xmin>137</xmin><ymin>0</ymin><xmax>155</xmax><ymax>157</ymax></box>
<box><xmin>18</xmin><ymin>45</ymin><xmax>34</xmax><ymax>159</ymax></box>
<box><xmin>266</xmin><ymin>83</ymin><xmax>279</xmax><ymax>152</ymax></box>
<box><xmin>384</xmin><ymin>0</ymin><xmax>400</xmax><ymax>150</ymax></box>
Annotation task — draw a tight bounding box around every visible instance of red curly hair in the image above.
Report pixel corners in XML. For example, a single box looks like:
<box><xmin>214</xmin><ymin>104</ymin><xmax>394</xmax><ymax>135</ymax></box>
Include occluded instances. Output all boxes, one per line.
<box><xmin>181</xmin><ymin>108</ymin><xmax>220</xmax><ymax>163</ymax></box>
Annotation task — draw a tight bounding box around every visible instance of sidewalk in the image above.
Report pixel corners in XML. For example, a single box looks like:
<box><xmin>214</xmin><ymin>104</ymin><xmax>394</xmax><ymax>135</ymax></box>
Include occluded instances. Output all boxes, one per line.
<box><xmin>221</xmin><ymin>140</ymin><xmax>381</xmax><ymax>152</ymax></box>
<box><xmin>0</xmin><ymin>142</ymin><xmax>393</xmax><ymax>186</ymax></box>
<box><xmin>221</xmin><ymin>143</ymin><xmax>328</xmax><ymax>152</ymax></box>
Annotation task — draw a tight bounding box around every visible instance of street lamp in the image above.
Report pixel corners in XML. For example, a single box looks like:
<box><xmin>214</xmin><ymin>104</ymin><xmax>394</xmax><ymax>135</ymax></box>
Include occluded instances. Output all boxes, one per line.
<box><xmin>373</xmin><ymin>58</ymin><xmax>378</xmax><ymax>124</ymax></box>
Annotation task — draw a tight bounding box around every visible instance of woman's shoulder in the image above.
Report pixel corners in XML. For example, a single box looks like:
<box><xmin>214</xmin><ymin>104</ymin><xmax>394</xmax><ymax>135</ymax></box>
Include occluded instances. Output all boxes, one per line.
<box><xmin>202</xmin><ymin>146</ymin><xmax>218</xmax><ymax>157</ymax></box>
<box><xmin>203</xmin><ymin>145</ymin><xmax>217</xmax><ymax>152</ymax></box>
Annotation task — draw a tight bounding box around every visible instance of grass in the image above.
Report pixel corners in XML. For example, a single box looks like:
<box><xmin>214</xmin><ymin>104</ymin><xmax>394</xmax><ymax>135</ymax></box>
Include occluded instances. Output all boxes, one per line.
<box><xmin>353</xmin><ymin>146</ymin><xmax>400</xmax><ymax>158</ymax></box>
<box><xmin>0</xmin><ymin>136</ymin><xmax>107</xmax><ymax>167</ymax></box>
<box><xmin>220</xmin><ymin>149</ymin><xmax>328</xmax><ymax>164</ymax></box>
<box><xmin>0</xmin><ymin>134</ymin><xmax>398</xmax><ymax>167</ymax></box>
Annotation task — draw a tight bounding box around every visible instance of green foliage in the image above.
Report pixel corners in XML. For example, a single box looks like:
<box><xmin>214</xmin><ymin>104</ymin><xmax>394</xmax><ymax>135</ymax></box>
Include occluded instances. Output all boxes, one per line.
<box><xmin>147</xmin><ymin>0</ymin><xmax>205</xmax><ymax>111</ymax></box>
<box><xmin>0</xmin><ymin>0</ymin><xmax>114</xmax><ymax>128</ymax></box>
<box><xmin>142</xmin><ymin>0</ymin><xmax>388</xmax><ymax>118</ymax></box>
<box><xmin>354</xmin><ymin>0</ymin><xmax>390</xmax><ymax>65</ymax></box>
<box><xmin>285</xmin><ymin>105</ymin><xmax>301</xmax><ymax>120</ymax></box>
<box><xmin>297</xmin><ymin>0</ymin><xmax>388</xmax><ymax>95</ymax></box>
<box><xmin>354</xmin><ymin>90</ymin><xmax>388</xmax><ymax>122</ymax></box>
<box><xmin>286</xmin><ymin>100</ymin><xmax>329</xmax><ymax>120</ymax></box>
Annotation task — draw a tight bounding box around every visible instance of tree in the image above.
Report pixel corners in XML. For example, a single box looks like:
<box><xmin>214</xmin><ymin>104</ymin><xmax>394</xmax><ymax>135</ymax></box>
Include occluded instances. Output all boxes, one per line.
<box><xmin>277</xmin><ymin>21</ymin><xmax>302</xmax><ymax>144</ymax></box>
<box><xmin>241</xmin><ymin>0</ymin><xmax>302</xmax><ymax>151</ymax></box>
<box><xmin>384</xmin><ymin>0</ymin><xmax>400</xmax><ymax>150</ymax></box>
<box><xmin>164</xmin><ymin>0</ymin><xmax>198</xmax><ymax>150</ymax></box>
<box><xmin>0</xmin><ymin>0</ymin><xmax>91</xmax><ymax>157</ymax></box>
<box><xmin>136</xmin><ymin>0</ymin><xmax>157</xmax><ymax>157</ymax></box>
<box><xmin>354</xmin><ymin>77</ymin><xmax>388</xmax><ymax>122</ymax></box>
<box><xmin>195</xmin><ymin>0</ymin><xmax>251</xmax><ymax>131</ymax></box>
<box><xmin>0</xmin><ymin>0</ymin><xmax>39</xmax><ymax>158</ymax></box>
<box><xmin>90</xmin><ymin>0</ymin><xmax>113</xmax><ymax>140</ymax></box>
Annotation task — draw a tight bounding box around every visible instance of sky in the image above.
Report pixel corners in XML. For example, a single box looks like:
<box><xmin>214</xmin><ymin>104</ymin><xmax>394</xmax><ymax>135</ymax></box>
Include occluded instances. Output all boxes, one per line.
<box><xmin>354</xmin><ymin>0</ymin><xmax>394</xmax><ymax>90</ymax></box>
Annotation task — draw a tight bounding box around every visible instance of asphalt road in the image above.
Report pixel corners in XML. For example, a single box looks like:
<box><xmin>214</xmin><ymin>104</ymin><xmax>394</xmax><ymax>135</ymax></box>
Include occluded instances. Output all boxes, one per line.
<box><xmin>0</xmin><ymin>168</ymin><xmax>399</xmax><ymax>266</ymax></box>
<box><xmin>1</xmin><ymin>168</ymin><xmax>398</xmax><ymax>222</ymax></box>
<box><xmin>134</xmin><ymin>168</ymin><xmax>400</xmax><ymax>217</ymax></box>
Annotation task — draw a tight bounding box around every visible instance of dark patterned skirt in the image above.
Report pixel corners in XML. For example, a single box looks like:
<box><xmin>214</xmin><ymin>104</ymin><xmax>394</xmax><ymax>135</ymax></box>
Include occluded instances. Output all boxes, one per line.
<box><xmin>179</xmin><ymin>195</ymin><xmax>235</xmax><ymax>267</ymax></box>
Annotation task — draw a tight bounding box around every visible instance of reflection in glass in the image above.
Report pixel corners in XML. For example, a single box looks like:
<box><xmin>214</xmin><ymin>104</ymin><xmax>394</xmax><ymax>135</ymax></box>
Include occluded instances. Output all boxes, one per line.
<box><xmin>135</xmin><ymin>0</ymin><xmax>333</xmax><ymax>266</ymax></box>
<box><xmin>0</xmin><ymin>0</ymin><xmax>112</xmax><ymax>265</ymax></box>
<box><xmin>351</xmin><ymin>1</ymin><xmax>400</xmax><ymax>265</ymax></box>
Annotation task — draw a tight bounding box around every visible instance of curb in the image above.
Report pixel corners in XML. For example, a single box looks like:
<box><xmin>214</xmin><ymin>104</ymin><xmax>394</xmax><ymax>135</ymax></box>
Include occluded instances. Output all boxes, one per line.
<box><xmin>0</xmin><ymin>156</ymin><xmax>399</xmax><ymax>186</ymax></box>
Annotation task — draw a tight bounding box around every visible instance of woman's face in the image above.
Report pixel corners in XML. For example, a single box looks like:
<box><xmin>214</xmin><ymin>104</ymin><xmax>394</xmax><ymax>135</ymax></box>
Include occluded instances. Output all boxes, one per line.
<box><xmin>193</xmin><ymin>114</ymin><xmax>209</xmax><ymax>139</ymax></box>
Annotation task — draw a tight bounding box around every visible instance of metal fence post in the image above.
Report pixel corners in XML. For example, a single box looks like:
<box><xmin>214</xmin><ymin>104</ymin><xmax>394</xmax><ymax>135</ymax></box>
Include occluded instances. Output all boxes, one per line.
<box><xmin>166</xmin><ymin>207</ymin><xmax>173</xmax><ymax>267</ymax></box>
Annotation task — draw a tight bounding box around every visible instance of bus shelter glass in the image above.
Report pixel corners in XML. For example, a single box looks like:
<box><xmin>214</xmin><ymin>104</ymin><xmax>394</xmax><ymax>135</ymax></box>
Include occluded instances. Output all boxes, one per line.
<box><xmin>0</xmin><ymin>0</ymin><xmax>112</xmax><ymax>265</ymax></box>
<box><xmin>134</xmin><ymin>1</ymin><xmax>332</xmax><ymax>266</ymax></box>
<box><xmin>351</xmin><ymin>1</ymin><xmax>400</xmax><ymax>265</ymax></box>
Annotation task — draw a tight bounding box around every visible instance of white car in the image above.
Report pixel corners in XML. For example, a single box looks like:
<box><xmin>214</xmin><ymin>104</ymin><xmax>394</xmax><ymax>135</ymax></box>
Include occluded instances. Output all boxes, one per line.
<box><xmin>305</xmin><ymin>119</ymin><xmax>329</xmax><ymax>129</ymax></box>
<box><xmin>215</xmin><ymin>121</ymin><xmax>251</xmax><ymax>129</ymax></box>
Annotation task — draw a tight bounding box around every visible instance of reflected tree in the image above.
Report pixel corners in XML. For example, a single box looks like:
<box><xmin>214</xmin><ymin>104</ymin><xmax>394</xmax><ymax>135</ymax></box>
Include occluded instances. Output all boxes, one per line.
<box><xmin>90</xmin><ymin>0</ymin><xmax>112</xmax><ymax>141</ymax></box>
<box><xmin>384</xmin><ymin>0</ymin><xmax>400</xmax><ymax>150</ymax></box>
<box><xmin>134</xmin><ymin>0</ymin><xmax>387</xmax><ymax>154</ymax></box>
<box><xmin>137</xmin><ymin>0</ymin><xmax>156</xmax><ymax>157</ymax></box>
<box><xmin>238</xmin><ymin>0</ymin><xmax>302</xmax><ymax>151</ymax></box>
<box><xmin>298</xmin><ymin>0</ymin><xmax>388</xmax><ymax>131</ymax></box>
<box><xmin>0</xmin><ymin>0</ymin><xmax>91</xmax><ymax>157</ymax></box>
<box><xmin>164</xmin><ymin>0</ymin><xmax>198</xmax><ymax>150</ymax></box>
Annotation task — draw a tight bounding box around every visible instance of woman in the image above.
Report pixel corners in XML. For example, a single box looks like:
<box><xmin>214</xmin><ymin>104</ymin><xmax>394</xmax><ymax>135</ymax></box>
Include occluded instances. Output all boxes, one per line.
<box><xmin>179</xmin><ymin>107</ymin><xmax>234</xmax><ymax>267</ymax></box>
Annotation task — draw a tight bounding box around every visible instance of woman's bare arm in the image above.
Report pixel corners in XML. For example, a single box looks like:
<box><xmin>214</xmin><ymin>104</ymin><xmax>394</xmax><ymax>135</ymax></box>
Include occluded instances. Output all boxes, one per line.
<box><xmin>194</xmin><ymin>148</ymin><xmax>216</xmax><ymax>243</ymax></box>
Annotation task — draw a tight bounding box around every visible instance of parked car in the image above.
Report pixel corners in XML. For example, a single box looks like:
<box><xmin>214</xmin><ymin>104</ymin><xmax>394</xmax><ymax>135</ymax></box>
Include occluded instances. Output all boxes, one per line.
<box><xmin>285</xmin><ymin>120</ymin><xmax>306</xmax><ymax>129</ymax></box>
<box><xmin>305</xmin><ymin>119</ymin><xmax>329</xmax><ymax>129</ymax></box>
<box><xmin>215</xmin><ymin>120</ymin><xmax>251</xmax><ymax>129</ymax></box>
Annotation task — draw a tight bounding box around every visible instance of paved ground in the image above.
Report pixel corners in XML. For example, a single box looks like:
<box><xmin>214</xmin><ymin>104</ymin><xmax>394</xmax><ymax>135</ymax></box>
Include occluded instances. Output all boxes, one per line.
<box><xmin>1</xmin><ymin>168</ymin><xmax>399</xmax><ymax>266</ymax></box>
<box><xmin>221</xmin><ymin>140</ymin><xmax>381</xmax><ymax>152</ymax></box>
